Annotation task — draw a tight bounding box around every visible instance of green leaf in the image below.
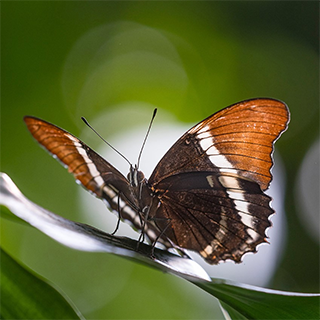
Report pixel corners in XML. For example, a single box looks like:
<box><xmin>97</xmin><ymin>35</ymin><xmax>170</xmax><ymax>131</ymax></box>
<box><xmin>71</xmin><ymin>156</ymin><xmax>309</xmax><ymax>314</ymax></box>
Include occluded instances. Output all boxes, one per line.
<box><xmin>194</xmin><ymin>278</ymin><xmax>320</xmax><ymax>319</ymax></box>
<box><xmin>220</xmin><ymin>301</ymin><xmax>248</xmax><ymax>320</ymax></box>
<box><xmin>0</xmin><ymin>248</ymin><xmax>84</xmax><ymax>320</ymax></box>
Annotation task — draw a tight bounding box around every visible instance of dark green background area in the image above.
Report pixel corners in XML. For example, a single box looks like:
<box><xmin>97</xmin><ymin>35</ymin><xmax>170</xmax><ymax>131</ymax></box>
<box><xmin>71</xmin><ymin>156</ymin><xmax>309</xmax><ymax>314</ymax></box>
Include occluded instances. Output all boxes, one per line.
<box><xmin>1</xmin><ymin>1</ymin><xmax>319</xmax><ymax>319</ymax></box>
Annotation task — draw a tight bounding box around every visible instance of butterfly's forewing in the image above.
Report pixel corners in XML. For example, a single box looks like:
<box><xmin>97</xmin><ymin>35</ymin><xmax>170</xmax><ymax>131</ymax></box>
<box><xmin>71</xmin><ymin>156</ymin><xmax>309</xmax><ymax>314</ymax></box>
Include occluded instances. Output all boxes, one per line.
<box><xmin>23</xmin><ymin>116</ymin><xmax>162</xmax><ymax>241</ymax></box>
<box><xmin>24</xmin><ymin>117</ymin><xmax>130</xmax><ymax>197</ymax></box>
<box><xmin>150</xmin><ymin>98</ymin><xmax>289</xmax><ymax>190</ymax></box>
<box><xmin>149</xmin><ymin>98</ymin><xmax>289</xmax><ymax>264</ymax></box>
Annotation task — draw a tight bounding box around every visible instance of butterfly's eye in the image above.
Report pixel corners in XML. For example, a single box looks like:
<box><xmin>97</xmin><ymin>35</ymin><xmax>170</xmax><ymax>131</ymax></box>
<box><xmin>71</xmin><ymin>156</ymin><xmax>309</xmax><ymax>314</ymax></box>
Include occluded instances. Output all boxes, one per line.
<box><xmin>137</xmin><ymin>171</ymin><xmax>145</xmax><ymax>182</ymax></box>
<box><xmin>127</xmin><ymin>171</ymin><xmax>133</xmax><ymax>184</ymax></box>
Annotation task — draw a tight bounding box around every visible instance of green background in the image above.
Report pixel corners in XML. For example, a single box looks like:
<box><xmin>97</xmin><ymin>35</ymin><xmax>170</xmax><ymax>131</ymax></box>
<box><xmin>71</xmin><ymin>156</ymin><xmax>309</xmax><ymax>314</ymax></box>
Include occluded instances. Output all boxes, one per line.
<box><xmin>1</xmin><ymin>2</ymin><xmax>319</xmax><ymax>319</ymax></box>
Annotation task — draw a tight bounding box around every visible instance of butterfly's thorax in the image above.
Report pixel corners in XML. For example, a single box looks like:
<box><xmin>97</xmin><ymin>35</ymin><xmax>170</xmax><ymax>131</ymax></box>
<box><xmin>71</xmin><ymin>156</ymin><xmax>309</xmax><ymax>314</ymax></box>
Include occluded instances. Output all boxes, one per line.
<box><xmin>128</xmin><ymin>165</ymin><xmax>156</xmax><ymax>217</ymax></box>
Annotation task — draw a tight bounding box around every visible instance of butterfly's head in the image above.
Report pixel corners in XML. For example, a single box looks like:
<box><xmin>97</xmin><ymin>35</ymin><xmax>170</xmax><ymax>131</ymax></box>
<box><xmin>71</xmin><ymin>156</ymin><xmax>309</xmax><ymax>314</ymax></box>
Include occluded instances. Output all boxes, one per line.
<box><xmin>127</xmin><ymin>165</ymin><xmax>145</xmax><ymax>187</ymax></box>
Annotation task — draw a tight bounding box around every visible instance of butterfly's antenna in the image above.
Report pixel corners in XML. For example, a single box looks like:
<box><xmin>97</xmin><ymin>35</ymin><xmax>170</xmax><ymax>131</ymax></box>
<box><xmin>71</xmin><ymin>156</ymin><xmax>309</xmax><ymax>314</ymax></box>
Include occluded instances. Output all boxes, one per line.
<box><xmin>81</xmin><ymin>117</ymin><xmax>131</xmax><ymax>166</ymax></box>
<box><xmin>137</xmin><ymin>108</ymin><xmax>157</xmax><ymax>170</ymax></box>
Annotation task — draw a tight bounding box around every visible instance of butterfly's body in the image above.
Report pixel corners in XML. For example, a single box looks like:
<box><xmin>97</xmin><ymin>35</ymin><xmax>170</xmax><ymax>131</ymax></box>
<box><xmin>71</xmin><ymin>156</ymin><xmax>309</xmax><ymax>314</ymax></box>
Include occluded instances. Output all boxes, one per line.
<box><xmin>24</xmin><ymin>98</ymin><xmax>289</xmax><ymax>264</ymax></box>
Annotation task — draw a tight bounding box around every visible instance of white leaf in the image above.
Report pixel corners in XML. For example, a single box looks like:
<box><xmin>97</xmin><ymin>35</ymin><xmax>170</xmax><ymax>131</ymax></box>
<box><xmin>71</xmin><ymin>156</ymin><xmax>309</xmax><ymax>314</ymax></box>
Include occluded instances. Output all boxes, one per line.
<box><xmin>0</xmin><ymin>172</ymin><xmax>210</xmax><ymax>282</ymax></box>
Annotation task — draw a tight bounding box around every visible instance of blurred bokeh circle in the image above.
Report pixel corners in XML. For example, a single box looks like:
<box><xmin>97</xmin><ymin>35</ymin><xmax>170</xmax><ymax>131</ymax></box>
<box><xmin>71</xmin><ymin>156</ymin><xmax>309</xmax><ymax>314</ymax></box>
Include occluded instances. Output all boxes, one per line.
<box><xmin>296</xmin><ymin>138</ymin><xmax>320</xmax><ymax>244</ymax></box>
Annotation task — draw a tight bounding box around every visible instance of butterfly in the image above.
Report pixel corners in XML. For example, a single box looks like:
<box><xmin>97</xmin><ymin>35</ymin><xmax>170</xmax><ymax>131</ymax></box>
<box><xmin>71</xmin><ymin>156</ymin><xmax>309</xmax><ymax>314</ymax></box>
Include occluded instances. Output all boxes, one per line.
<box><xmin>24</xmin><ymin>98</ymin><xmax>289</xmax><ymax>264</ymax></box>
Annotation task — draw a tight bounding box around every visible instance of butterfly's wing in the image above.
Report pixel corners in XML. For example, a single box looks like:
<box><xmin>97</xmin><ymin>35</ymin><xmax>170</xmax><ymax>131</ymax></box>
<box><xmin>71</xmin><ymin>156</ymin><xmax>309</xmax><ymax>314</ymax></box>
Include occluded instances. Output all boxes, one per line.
<box><xmin>149</xmin><ymin>98</ymin><xmax>289</xmax><ymax>264</ymax></box>
<box><xmin>24</xmin><ymin>116</ymin><xmax>160</xmax><ymax>240</ymax></box>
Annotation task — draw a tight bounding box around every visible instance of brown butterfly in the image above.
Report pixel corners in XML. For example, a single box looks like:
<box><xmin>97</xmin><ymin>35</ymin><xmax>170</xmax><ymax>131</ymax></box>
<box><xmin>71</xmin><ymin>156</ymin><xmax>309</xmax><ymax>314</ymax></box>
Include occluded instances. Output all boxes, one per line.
<box><xmin>24</xmin><ymin>98</ymin><xmax>289</xmax><ymax>264</ymax></box>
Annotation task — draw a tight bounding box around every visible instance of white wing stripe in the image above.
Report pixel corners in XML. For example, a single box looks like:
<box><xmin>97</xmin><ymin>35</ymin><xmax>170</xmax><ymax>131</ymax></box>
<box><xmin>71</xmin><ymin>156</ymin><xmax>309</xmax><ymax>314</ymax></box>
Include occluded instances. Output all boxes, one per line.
<box><xmin>67</xmin><ymin>134</ymin><xmax>105</xmax><ymax>188</ymax></box>
<box><xmin>196</xmin><ymin>128</ymin><xmax>236</xmax><ymax>170</ymax></box>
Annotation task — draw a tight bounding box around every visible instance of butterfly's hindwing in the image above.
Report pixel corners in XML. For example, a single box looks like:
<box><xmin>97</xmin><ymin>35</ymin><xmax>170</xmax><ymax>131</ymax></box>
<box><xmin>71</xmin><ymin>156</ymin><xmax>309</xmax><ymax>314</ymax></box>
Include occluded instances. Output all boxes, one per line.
<box><xmin>152</xmin><ymin>171</ymin><xmax>273</xmax><ymax>264</ymax></box>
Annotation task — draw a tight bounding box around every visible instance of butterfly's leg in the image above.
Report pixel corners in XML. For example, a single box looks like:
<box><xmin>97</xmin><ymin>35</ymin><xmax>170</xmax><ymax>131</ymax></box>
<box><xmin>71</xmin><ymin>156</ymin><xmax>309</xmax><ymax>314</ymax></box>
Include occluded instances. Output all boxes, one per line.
<box><xmin>136</xmin><ymin>206</ymin><xmax>150</xmax><ymax>250</ymax></box>
<box><xmin>150</xmin><ymin>218</ymin><xmax>189</xmax><ymax>259</ymax></box>
<box><xmin>149</xmin><ymin>218</ymin><xmax>171</xmax><ymax>258</ymax></box>
<box><xmin>111</xmin><ymin>192</ymin><xmax>122</xmax><ymax>235</ymax></box>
